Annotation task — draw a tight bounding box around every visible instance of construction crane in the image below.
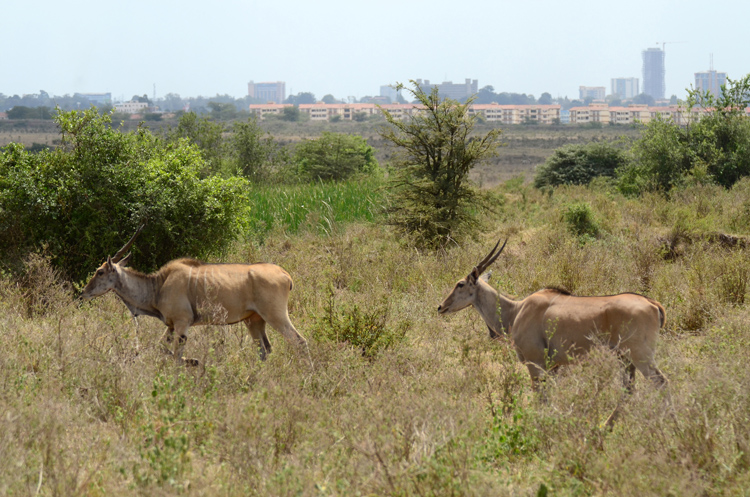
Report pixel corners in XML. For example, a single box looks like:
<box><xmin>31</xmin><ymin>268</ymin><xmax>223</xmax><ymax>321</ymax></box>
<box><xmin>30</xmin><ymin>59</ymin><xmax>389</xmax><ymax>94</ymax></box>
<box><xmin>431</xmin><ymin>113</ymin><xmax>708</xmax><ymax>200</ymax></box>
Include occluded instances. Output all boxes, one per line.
<box><xmin>656</xmin><ymin>41</ymin><xmax>686</xmax><ymax>52</ymax></box>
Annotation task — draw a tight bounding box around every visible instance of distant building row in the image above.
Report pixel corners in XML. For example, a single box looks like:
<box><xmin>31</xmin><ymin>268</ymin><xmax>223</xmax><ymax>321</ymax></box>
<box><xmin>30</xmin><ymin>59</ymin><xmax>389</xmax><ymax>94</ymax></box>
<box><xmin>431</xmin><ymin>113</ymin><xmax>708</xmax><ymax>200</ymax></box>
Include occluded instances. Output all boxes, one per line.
<box><xmin>250</xmin><ymin>101</ymin><xmax>750</xmax><ymax>126</ymax></box>
<box><xmin>569</xmin><ymin>103</ymin><xmax>750</xmax><ymax>125</ymax></box>
<box><xmin>582</xmin><ymin>68</ymin><xmax>727</xmax><ymax>101</ymax></box>
<box><xmin>248</xmin><ymin>79</ymin><xmax>479</xmax><ymax>105</ymax></box>
<box><xmin>249</xmin><ymin>102</ymin><xmax>562</xmax><ymax>124</ymax></box>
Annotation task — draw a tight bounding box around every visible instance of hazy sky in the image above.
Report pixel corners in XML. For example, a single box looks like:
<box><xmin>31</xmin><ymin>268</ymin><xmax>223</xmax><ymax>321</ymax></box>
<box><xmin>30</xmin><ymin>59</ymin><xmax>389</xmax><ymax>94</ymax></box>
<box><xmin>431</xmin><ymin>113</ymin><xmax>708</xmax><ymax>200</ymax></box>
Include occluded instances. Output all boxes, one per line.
<box><xmin>3</xmin><ymin>0</ymin><xmax>747</xmax><ymax>102</ymax></box>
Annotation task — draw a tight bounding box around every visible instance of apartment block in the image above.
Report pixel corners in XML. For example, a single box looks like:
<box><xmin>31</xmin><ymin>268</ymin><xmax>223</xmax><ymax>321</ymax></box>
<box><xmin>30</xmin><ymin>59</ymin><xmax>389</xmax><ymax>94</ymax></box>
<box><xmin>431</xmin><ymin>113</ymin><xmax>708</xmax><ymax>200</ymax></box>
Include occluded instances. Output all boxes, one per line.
<box><xmin>248</xmin><ymin>103</ymin><xmax>293</xmax><ymax>119</ymax></box>
<box><xmin>695</xmin><ymin>69</ymin><xmax>727</xmax><ymax>98</ymax></box>
<box><xmin>566</xmin><ymin>103</ymin><xmax>738</xmax><ymax>125</ymax></box>
<box><xmin>248</xmin><ymin>81</ymin><xmax>286</xmax><ymax>104</ymax></box>
<box><xmin>415</xmin><ymin>79</ymin><xmax>478</xmax><ymax>100</ymax></box>
<box><xmin>579</xmin><ymin>86</ymin><xmax>606</xmax><ymax>101</ymax></box>
<box><xmin>470</xmin><ymin>104</ymin><xmax>561</xmax><ymax>124</ymax></box>
<box><xmin>114</xmin><ymin>101</ymin><xmax>149</xmax><ymax>115</ymax></box>
<box><xmin>249</xmin><ymin>102</ymin><xmax>560</xmax><ymax>124</ymax></box>
<box><xmin>299</xmin><ymin>103</ymin><xmax>380</xmax><ymax>121</ymax></box>
<box><xmin>611</xmin><ymin>78</ymin><xmax>639</xmax><ymax>99</ymax></box>
<box><xmin>379</xmin><ymin>85</ymin><xmax>402</xmax><ymax>103</ymax></box>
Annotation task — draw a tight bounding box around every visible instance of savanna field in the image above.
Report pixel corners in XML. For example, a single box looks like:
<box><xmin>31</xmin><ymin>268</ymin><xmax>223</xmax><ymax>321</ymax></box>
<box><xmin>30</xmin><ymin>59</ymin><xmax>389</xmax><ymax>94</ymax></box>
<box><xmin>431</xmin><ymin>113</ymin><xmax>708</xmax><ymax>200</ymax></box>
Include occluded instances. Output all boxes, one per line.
<box><xmin>3</xmin><ymin>175</ymin><xmax>750</xmax><ymax>496</ymax></box>
<box><xmin>3</xmin><ymin>80</ymin><xmax>750</xmax><ymax>496</ymax></box>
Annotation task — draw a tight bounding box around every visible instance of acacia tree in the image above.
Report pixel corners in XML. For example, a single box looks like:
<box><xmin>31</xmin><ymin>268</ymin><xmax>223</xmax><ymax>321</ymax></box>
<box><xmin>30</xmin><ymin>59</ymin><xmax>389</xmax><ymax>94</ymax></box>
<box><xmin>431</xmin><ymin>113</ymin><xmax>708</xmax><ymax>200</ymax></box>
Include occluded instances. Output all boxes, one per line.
<box><xmin>379</xmin><ymin>81</ymin><xmax>502</xmax><ymax>248</ymax></box>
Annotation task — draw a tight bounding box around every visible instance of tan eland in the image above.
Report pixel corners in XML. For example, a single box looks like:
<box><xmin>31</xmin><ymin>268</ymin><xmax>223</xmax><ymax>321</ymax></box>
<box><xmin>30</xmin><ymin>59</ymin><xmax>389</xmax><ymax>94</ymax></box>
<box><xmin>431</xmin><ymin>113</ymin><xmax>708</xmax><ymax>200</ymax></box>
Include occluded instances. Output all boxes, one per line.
<box><xmin>81</xmin><ymin>226</ymin><xmax>308</xmax><ymax>365</ymax></box>
<box><xmin>437</xmin><ymin>239</ymin><xmax>667</xmax><ymax>391</ymax></box>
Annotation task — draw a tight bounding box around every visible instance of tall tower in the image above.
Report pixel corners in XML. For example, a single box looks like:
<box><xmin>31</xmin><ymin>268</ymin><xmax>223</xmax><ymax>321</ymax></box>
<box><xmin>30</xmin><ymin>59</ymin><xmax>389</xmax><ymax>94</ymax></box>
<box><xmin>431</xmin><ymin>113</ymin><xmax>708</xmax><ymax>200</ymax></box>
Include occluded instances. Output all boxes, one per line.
<box><xmin>695</xmin><ymin>55</ymin><xmax>727</xmax><ymax>98</ymax></box>
<box><xmin>642</xmin><ymin>47</ymin><xmax>665</xmax><ymax>100</ymax></box>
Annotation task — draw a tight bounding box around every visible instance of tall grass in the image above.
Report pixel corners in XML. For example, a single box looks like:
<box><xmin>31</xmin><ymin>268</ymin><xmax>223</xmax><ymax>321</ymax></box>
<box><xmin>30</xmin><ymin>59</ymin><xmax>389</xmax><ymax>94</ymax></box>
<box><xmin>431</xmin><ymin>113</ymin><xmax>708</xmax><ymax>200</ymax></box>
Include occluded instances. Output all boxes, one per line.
<box><xmin>245</xmin><ymin>176</ymin><xmax>385</xmax><ymax>240</ymax></box>
<box><xmin>2</xmin><ymin>177</ymin><xmax>750</xmax><ymax>495</ymax></box>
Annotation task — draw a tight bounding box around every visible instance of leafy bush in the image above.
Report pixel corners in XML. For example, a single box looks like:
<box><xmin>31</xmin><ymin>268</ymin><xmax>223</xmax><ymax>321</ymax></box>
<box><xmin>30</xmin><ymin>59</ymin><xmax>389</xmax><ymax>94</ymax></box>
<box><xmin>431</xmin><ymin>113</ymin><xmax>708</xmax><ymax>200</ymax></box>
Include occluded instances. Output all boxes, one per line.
<box><xmin>562</xmin><ymin>202</ymin><xmax>600</xmax><ymax>239</ymax></box>
<box><xmin>166</xmin><ymin>111</ymin><xmax>224</xmax><ymax>175</ymax></box>
<box><xmin>293</xmin><ymin>132</ymin><xmax>378</xmax><ymax>181</ymax></box>
<box><xmin>533</xmin><ymin>142</ymin><xmax>628</xmax><ymax>188</ymax></box>
<box><xmin>311</xmin><ymin>287</ymin><xmax>409</xmax><ymax>358</ymax></box>
<box><xmin>618</xmin><ymin>115</ymin><xmax>692</xmax><ymax>194</ymax></box>
<box><xmin>227</xmin><ymin>116</ymin><xmax>288</xmax><ymax>182</ymax></box>
<box><xmin>0</xmin><ymin>108</ymin><xmax>249</xmax><ymax>281</ymax></box>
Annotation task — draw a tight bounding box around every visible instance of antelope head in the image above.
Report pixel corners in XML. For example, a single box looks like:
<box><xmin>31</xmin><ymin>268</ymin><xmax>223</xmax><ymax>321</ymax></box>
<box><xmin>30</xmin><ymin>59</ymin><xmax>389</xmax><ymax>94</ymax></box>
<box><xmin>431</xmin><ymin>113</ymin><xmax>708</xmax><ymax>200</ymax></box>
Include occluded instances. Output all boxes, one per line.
<box><xmin>437</xmin><ymin>238</ymin><xmax>507</xmax><ymax>315</ymax></box>
<box><xmin>81</xmin><ymin>225</ymin><xmax>143</xmax><ymax>300</ymax></box>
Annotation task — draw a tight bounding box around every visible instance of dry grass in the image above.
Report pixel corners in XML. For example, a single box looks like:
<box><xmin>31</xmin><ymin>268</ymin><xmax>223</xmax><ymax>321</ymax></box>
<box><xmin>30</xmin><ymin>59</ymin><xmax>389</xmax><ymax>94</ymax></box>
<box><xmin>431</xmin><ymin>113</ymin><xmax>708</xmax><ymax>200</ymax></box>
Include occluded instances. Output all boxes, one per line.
<box><xmin>2</xmin><ymin>178</ymin><xmax>750</xmax><ymax>495</ymax></box>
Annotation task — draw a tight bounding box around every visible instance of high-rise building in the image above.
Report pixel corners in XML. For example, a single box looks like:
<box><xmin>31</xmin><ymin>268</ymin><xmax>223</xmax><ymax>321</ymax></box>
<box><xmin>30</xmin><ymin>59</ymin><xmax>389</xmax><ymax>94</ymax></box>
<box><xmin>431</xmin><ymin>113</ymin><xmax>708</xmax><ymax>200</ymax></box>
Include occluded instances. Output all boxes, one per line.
<box><xmin>610</xmin><ymin>78</ymin><xmax>639</xmax><ymax>99</ymax></box>
<box><xmin>579</xmin><ymin>86</ymin><xmax>606</xmax><ymax>101</ymax></box>
<box><xmin>248</xmin><ymin>81</ymin><xmax>286</xmax><ymax>104</ymax></box>
<box><xmin>379</xmin><ymin>85</ymin><xmax>402</xmax><ymax>103</ymax></box>
<box><xmin>695</xmin><ymin>68</ymin><xmax>727</xmax><ymax>98</ymax></box>
<box><xmin>415</xmin><ymin>79</ymin><xmax>478</xmax><ymax>100</ymax></box>
<box><xmin>642</xmin><ymin>47</ymin><xmax>665</xmax><ymax>100</ymax></box>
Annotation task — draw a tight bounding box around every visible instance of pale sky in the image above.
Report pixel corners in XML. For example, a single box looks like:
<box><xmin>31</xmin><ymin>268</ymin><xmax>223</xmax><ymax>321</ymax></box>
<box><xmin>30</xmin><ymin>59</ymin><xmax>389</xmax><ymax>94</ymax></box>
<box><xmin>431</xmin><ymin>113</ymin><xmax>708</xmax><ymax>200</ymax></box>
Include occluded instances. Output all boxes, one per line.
<box><xmin>2</xmin><ymin>0</ymin><xmax>747</xmax><ymax>102</ymax></box>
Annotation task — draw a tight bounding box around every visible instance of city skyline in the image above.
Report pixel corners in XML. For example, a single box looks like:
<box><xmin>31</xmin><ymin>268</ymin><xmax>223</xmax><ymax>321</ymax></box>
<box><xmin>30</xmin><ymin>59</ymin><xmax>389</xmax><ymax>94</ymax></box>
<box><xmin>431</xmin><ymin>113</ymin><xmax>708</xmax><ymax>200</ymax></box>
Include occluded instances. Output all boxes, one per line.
<box><xmin>2</xmin><ymin>0</ymin><xmax>746</xmax><ymax>103</ymax></box>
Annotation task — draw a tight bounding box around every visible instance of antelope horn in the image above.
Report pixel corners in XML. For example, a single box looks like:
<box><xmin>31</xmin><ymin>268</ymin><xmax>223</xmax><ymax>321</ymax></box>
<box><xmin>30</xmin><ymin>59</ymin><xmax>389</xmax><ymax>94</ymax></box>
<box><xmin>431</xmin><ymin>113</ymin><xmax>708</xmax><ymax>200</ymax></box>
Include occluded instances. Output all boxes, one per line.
<box><xmin>475</xmin><ymin>238</ymin><xmax>507</xmax><ymax>275</ymax></box>
<box><xmin>112</xmin><ymin>224</ymin><xmax>144</xmax><ymax>263</ymax></box>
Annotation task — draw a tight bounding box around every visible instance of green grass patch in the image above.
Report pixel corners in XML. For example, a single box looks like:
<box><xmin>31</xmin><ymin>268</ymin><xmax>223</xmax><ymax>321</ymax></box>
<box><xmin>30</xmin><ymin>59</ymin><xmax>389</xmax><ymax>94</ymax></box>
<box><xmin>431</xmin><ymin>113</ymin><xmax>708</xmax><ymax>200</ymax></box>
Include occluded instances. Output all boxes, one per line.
<box><xmin>245</xmin><ymin>176</ymin><xmax>385</xmax><ymax>240</ymax></box>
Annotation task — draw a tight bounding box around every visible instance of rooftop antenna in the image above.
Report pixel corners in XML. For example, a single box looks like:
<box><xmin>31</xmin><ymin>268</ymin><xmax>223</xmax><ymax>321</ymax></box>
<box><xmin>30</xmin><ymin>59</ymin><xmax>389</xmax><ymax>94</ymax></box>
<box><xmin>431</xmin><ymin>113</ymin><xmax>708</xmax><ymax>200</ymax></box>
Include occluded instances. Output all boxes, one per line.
<box><xmin>710</xmin><ymin>53</ymin><xmax>714</xmax><ymax>71</ymax></box>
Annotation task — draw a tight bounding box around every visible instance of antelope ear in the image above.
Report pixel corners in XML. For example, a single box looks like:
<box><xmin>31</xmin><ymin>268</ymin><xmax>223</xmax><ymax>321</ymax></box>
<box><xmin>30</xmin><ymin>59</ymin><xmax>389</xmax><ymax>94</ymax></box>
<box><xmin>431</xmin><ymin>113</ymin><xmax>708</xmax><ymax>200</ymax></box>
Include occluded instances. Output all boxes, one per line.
<box><xmin>119</xmin><ymin>252</ymin><xmax>132</xmax><ymax>267</ymax></box>
<box><xmin>480</xmin><ymin>270</ymin><xmax>492</xmax><ymax>283</ymax></box>
<box><xmin>469</xmin><ymin>267</ymin><xmax>480</xmax><ymax>283</ymax></box>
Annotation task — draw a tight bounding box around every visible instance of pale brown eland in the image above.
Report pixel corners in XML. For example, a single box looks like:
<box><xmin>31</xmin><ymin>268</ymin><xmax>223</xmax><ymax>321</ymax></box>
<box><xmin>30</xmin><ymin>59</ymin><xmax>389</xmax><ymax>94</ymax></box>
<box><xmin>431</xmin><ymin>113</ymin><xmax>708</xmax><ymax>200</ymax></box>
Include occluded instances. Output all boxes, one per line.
<box><xmin>81</xmin><ymin>226</ymin><xmax>308</xmax><ymax>365</ymax></box>
<box><xmin>437</xmin><ymin>239</ymin><xmax>667</xmax><ymax>392</ymax></box>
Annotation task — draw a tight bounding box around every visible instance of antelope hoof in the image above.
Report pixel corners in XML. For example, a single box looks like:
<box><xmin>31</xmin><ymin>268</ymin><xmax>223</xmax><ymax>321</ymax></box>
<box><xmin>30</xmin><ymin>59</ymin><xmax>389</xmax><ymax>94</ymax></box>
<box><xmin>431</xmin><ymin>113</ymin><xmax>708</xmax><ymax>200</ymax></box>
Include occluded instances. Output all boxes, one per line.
<box><xmin>184</xmin><ymin>357</ymin><xmax>200</xmax><ymax>367</ymax></box>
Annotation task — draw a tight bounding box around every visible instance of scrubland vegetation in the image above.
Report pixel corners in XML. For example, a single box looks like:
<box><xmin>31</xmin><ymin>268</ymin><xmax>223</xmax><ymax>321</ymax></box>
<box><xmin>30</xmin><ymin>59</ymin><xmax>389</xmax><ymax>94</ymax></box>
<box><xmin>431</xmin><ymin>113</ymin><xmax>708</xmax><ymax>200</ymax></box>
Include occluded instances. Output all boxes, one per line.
<box><xmin>2</xmin><ymin>178</ymin><xmax>750</xmax><ymax>495</ymax></box>
<box><xmin>2</xmin><ymin>79</ymin><xmax>750</xmax><ymax>495</ymax></box>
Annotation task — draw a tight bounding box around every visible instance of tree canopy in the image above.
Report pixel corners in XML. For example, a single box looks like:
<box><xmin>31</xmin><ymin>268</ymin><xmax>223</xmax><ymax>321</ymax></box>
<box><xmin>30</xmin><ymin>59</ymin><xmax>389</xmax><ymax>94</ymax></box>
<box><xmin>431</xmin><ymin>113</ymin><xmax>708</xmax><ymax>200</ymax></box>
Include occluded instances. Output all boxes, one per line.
<box><xmin>0</xmin><ymin>108</ymin><xmax>249</xmax><ymax>280</ymax></box>
<box><xmin>380</xmin><ymin>81</ymin><xmax>502</xmax><ymax>248</ymax></box>
<box><xmin>293</xmin><ymin>132</ymin><xmax>378</xmax><ymax>182</ymax></box>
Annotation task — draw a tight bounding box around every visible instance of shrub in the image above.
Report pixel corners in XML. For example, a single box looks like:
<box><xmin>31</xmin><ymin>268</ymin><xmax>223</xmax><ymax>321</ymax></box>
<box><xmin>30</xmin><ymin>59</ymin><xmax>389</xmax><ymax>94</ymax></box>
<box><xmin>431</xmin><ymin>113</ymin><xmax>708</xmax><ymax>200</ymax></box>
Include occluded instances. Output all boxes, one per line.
<box><xmin>166</xmin><ymin>111</ymin><xmax>224</xmax><ymax>175</ymax></box>
<box><xmin>0</xmin><ymin>108</ymin><xmax>249</xmax><ymax>281</ymax></box>
<box><xmin>227</xmin><ymin>116</ymin><xmax>287</xmax><ymax>182</ymax></box>
<box><xmin>534</xmin><ymin>142</ymin><xmax>628</xmax><ymax>188</ymax></box>
<box><xmin>618</xmin><ymin>116</ymin><xmax>691</xmax><ymax>194</ymax></box>
<box><xmin>618</xmin><ymin>74</ymin><xmax>750</xmax><ymax>194</ymax></box>
<box><xmin>293</xmin><ymin>132</ymin><xmax>378</xmax><ymax>182</ymax></box>
<box><xmin>562</xmin><ymin>202</ymin><xmax>600</xmax><ymax>239</ymax></box>
<box><xmin>311</xmin><ymin>287</ymin><xmax>409</xmax><ymax>358</ymax></box>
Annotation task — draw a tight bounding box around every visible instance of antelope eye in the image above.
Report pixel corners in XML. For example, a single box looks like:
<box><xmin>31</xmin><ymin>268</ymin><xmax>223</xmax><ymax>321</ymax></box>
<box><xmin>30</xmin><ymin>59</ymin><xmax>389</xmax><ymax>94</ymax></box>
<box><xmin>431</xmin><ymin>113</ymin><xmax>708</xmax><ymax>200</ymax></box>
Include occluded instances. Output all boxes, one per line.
<box><xmin>457</xmin><ymin>282</ymin><xmax>464</xmax><ymax>288</ymax></box>
<box><xmin>96</xmin><ymin>269</ymin><xmax>104</xmax><ymax>276</ymax></box>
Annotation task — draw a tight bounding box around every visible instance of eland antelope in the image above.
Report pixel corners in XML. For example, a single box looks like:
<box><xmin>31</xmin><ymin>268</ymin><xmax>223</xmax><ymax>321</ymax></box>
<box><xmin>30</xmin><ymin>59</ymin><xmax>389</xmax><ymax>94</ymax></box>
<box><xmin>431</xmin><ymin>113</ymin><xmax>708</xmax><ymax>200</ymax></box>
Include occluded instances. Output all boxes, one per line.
<box><xmin>438</xmin><ymin>239</ymin><xmax>667</xmax><ymax>391</ymax></box>
<box><xmin>81</xmin><ymin>226</ymin><xmax>307</xmax><ymax>365</ymax></box>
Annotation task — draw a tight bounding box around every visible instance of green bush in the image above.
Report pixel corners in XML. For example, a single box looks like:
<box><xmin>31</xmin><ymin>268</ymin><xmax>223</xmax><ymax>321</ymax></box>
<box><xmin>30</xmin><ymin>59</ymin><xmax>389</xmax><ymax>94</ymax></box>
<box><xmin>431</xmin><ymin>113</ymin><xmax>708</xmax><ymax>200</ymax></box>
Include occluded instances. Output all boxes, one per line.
<box><xmin>0</xmin><ymin>108</ymin><xmax>249</xmax><ymax>281</ymax></box>
<box><xmin>293</xmin><ymin>132</ymin><xmax>378</xmax><ymax>182</ymax></box>
<box><xmin>562</xmin><ymin>202</ymin><xmax>600</xmax><ymax>239</ymax></box>
<box><xmin>618</xmin><ymin>74</ymin><xmax>750</xmax><ymax>194</ymax></box>
<box><xmin>166</xmin><ymin>111</ymin><xmax>224</xmax><ymax>176</ymax></box>
<box><xmin>534</xmin><ymin>142</ymin><xmax>628</xmax><ymax>188</ymax></box>
<box><xmin>227</xmin><ymin>116</ymin><xmax>288</xmax><ymax>182</ymax></box>
<box><xmin>311</xmin><ymin>287</ymin><xmax>409</xmax><ymax>359</ymax></box>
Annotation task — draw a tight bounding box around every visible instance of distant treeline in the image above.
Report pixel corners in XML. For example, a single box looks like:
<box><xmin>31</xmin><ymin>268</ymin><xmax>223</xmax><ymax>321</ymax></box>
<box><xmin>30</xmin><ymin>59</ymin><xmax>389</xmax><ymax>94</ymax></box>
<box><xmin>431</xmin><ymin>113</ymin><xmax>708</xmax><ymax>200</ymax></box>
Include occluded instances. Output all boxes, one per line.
<box><xmin>0</xmin><ymin>91</ymin><xmax>265</xmax><ymax>115</ymax></box>
<box><xmin>2</xmin><ymin>88</ymin><xmax>593</xmax><ymax>116</ymax></box>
